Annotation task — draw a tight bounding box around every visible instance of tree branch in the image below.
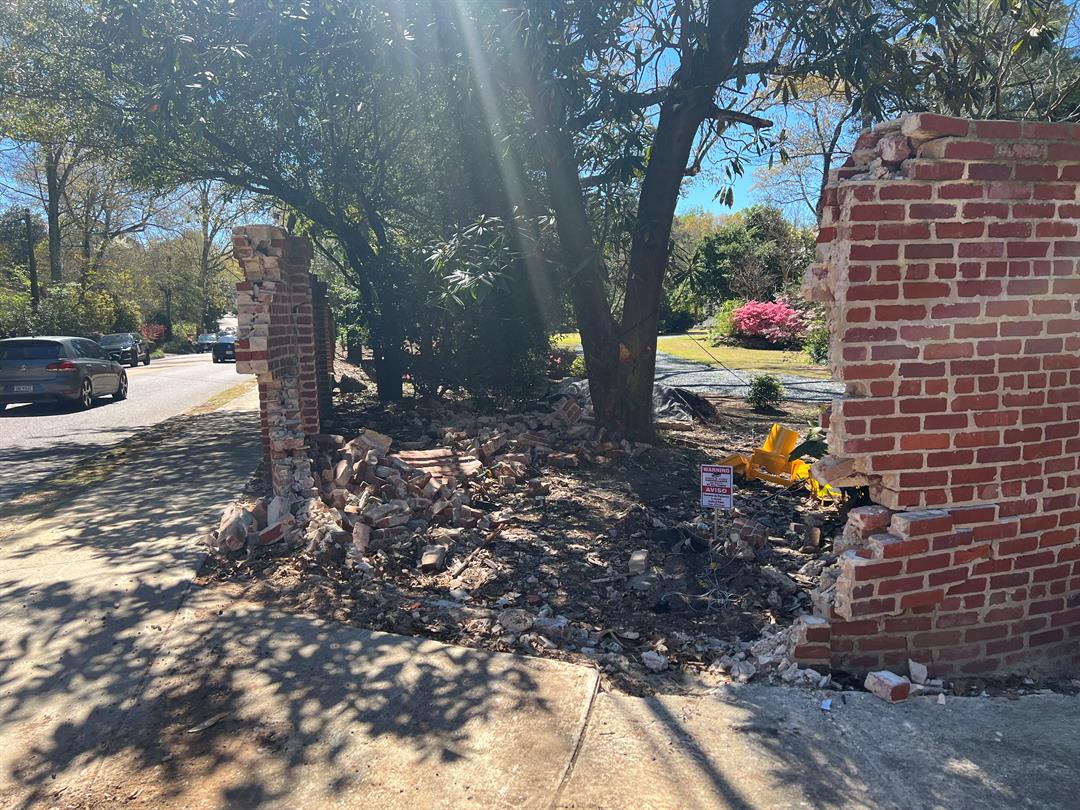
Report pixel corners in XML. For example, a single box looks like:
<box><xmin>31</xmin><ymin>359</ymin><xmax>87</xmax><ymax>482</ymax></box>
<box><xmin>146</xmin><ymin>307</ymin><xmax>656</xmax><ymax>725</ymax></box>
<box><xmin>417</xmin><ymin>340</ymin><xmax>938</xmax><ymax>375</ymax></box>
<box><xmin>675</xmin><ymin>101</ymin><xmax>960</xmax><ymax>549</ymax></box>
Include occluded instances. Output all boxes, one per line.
<box><xmin>707</xmin><ymin>106</ymin><xmax>773</xmax><ymax>129</ymax></box>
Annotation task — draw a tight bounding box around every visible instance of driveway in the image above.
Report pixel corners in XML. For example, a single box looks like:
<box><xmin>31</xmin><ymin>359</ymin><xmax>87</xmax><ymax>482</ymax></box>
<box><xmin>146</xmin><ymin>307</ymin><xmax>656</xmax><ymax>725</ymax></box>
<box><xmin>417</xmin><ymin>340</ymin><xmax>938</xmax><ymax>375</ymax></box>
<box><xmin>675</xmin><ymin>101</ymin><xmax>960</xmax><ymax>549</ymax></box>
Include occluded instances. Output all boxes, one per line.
<box><xmin>0</xmin><ymin>354</ymin><xmax>245</xmax><ymax>500</ymax></box>
<box><xmin>654</xmin><ymin>352</ymin><xmax>844</xmax><ymax>403</ymax></box>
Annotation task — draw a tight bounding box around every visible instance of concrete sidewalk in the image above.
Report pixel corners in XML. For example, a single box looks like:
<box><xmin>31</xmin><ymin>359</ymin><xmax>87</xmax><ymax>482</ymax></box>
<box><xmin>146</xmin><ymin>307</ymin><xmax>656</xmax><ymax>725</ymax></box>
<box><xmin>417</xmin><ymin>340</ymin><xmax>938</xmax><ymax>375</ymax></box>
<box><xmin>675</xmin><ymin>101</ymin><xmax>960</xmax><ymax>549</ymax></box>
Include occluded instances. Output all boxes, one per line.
<box><xmin>1</xmin><ymin>391</ymin><xmax>1078</xmax><ymax>809</ymax></box>
<box><xmin>46</xmin><ymin>587</ymin><xmax>1080</xmax><ymax>810</ymax></box>
<box><xmin>560</xmin><ymin>686</ymin><xmax>1080</xmax><ymax>810</ymax></box>
<box><xmin>0</xmin><ymin>388</ymin><xmax>263</xmax><ymax>809</ymax></box>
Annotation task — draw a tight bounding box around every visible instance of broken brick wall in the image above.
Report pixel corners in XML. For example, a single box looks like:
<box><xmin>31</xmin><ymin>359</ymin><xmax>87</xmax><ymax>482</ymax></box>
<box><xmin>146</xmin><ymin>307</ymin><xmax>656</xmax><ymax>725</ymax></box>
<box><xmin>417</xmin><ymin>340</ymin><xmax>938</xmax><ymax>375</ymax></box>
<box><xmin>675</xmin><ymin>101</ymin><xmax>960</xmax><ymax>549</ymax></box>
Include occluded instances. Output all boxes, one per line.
<box><xmin>233</xmin><ymin>225</ymin><xmax>335</xmax><ymax>500</ymax></box>
<box><xmin>796</xmin><ymin>113</ymin><xmax>1080</xmax><ymax>678</ymax></box>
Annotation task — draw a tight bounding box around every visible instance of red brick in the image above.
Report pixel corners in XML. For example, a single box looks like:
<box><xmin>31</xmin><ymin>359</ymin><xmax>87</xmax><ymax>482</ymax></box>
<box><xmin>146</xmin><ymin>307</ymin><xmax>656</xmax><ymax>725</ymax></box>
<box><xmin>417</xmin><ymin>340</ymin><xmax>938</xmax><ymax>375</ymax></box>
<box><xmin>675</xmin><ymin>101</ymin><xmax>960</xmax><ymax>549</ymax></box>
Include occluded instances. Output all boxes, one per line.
<box><xmin>909</xmin><ymin>202</ymin><xmax>958</xmax><ymax>218</ymax></box>
<box><xmin>880</xmin><ymin>184</ymin><xmax>932</xmax><ymax>200</ymax></box>
<box><xmin>900</xmin><ymin>590</ymin><xmax>946</xmax><ymax>609</ymax></box>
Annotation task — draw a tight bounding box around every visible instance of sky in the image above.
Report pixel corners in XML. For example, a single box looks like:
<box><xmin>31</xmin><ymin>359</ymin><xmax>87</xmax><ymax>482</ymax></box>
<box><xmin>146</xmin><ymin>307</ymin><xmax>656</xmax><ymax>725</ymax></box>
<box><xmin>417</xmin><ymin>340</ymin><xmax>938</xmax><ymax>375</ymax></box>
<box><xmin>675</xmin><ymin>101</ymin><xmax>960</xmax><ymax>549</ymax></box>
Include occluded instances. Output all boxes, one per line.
<box><xmin>676</xmin><ymin>170</ymin><xmax>758</xmax><ymax>215</ymax></box>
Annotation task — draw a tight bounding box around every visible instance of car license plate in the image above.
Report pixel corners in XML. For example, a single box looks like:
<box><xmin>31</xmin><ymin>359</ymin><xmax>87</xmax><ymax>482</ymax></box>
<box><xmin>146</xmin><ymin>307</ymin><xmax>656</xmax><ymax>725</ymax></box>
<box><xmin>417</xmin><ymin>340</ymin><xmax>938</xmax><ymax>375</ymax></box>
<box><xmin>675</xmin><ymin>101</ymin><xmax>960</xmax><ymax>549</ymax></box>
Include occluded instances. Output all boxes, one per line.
<box><xmin>13</xmin><ymin>385</ymin><xmax>33</xmax><ymax>393</ymax></box>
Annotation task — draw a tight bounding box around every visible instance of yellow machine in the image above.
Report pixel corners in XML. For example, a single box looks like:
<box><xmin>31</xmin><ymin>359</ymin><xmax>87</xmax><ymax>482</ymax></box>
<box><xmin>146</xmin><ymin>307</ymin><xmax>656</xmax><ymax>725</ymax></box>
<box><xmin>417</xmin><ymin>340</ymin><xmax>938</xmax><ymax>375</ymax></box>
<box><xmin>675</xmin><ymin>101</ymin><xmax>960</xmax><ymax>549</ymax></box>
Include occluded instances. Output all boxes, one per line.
<box><xmin>720</xmin><ymin>424</ymin><xmax>840</xmax><ymax>501</ymax></box>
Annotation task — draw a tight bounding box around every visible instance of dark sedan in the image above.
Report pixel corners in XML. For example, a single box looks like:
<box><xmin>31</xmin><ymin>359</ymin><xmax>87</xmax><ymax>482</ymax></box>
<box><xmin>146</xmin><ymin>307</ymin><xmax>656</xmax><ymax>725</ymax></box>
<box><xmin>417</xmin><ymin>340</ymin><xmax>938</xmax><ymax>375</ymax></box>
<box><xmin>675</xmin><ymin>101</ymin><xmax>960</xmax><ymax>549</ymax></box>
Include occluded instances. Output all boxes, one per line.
<box><xmin>212</xmin><ymin>335</ymin><xmax>236</xmax><ymax>363</ymax></box>
<box><xmin>0</xmin><ymin>337</ymin><xmax>128</xmax><ymax>412</ymax></box>
<box><xmin>196</xmin><ymin>333</ymin><xmax>218</xmax><ymax>353</ymax></box>
<box><xmin>99</xmin><ymin>332</ymin><xmax>151</xmax><ymax>367</ymax></box>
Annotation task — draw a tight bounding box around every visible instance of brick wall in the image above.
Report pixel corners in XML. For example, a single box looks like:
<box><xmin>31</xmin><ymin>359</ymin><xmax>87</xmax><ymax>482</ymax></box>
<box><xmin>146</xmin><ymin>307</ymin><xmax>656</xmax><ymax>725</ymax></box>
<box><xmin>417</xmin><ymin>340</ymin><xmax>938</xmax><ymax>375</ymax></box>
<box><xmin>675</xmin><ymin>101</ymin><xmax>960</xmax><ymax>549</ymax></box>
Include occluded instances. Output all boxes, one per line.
<box><xmin>797</xmin><ymin>113</ymin><xmax>1080</xmax><ymax>678</ymax></box>
<box><xmin>233</xmin><ymin>225</ymin><xmax>335</xmax><ymax>500</ymax></box>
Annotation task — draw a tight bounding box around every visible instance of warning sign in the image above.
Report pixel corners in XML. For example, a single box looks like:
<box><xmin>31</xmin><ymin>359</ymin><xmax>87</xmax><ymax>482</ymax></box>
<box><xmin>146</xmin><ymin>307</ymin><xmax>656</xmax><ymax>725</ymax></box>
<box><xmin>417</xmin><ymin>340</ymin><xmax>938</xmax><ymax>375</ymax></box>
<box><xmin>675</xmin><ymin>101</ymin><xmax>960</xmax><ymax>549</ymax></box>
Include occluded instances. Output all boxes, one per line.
<box><xmin>700</xmin><ymin>464</ymin><xmax>734</xmax><ymax>510</ymax></box>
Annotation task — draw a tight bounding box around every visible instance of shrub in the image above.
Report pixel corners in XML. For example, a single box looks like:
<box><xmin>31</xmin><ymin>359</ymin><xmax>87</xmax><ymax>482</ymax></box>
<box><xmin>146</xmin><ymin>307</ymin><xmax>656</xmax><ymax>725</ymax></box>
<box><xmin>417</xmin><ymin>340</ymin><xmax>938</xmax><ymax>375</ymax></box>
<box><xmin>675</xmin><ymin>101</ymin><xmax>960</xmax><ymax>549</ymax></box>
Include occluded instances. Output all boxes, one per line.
<box><xmin>150</xmin><ymin>348</ymin><xmax>166</xmax><ymax>359</ymax></box>
<box><xmin>163</xmin><ymin>339</ymin><xmax>196</xmax><ymax>354</ymax></box>
<box><xmin>142</xmin><ymin>323</ymin><xmax>166</xmax><ymax>344</ymax></box>
<box><xmin>706</xmin><ymin>298</ymin><xmax>744</xmax><ymax>345</ymax></box>
<box><xmin>111</xmin><ymin>299</ymin><xmax>143</xmax><ymax>332</ymax></box>
<box><xmin>30</xmin><ymin>283</ymin><xmax>115</xmax><ymax>337</ymax></box>
<box><xmin>747</xmin><ymin>374</ymin><xmax>784</xmax><ymax>410</ymax></box>
<box><xmin>731</xmin><ymin>299</ymin><xmax>806</xmax><ymax>346</ymax></box>
<box><xmin>658</xmin><ymin>286</ymin><xmax>696</xmax><ymax>333</ymax></box>
<box><xmin>659</xmin><ymin>306</ymin><xmax>695</xmax><ymax>334</ymax></box>
<box><xmin>546</xmin><ymin>346</ymin><xmax>577</xmax><ymax>378</ymax></box>
<box><xmin>171</xmin><ymin>320</ymin><xmax>199</xmax><ymax>342</ymax></box>
<box><xmin>569</xmin><ymin>355</ymin><xmax>587</xmax><ymax>378</ymax></box>
<box><xmin>803</xmin><ymin>317</ymin><xmax>830</xmax><ymax>364</ymax></box>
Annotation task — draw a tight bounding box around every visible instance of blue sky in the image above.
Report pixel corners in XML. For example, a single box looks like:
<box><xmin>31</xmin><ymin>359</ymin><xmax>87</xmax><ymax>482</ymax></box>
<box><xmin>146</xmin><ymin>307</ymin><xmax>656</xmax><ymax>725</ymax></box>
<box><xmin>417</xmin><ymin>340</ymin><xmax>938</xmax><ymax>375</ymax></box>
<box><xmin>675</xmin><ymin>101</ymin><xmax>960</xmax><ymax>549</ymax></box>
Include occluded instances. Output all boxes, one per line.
<box><xmin>676</xmin><ymin>170</ymin><xmax>758</xmax><ymax>215</ymax></box>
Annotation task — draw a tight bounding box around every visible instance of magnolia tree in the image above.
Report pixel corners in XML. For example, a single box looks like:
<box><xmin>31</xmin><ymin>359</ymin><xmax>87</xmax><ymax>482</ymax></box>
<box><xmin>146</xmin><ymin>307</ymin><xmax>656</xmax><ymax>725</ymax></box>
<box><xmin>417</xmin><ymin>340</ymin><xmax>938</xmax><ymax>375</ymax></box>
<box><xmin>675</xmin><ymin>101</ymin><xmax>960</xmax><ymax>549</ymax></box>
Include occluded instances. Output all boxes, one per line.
<box><xmin>464</xmin><ymin>0</ymin><xmax>1055</xmax><ymax>439</ymax></box>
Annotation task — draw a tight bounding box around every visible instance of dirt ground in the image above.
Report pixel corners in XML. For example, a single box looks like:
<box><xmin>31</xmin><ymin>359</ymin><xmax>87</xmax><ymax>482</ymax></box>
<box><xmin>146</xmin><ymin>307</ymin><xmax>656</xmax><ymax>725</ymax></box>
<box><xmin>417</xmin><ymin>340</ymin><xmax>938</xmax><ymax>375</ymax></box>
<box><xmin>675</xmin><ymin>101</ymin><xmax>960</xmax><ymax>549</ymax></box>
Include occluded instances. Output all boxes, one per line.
<box><xmin>202</xmin><ymin>361</ymin><xmax>857</xmax><ymax>695</ymax></box>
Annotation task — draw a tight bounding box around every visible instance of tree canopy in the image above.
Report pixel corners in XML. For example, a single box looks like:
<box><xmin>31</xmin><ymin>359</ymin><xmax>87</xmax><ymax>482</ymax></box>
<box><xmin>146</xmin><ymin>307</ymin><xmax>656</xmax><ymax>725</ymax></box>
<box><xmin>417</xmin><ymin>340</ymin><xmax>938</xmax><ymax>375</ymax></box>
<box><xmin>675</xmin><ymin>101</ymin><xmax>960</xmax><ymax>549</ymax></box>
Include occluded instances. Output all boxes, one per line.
<box><xmin>2</xmin><ymin>0</ymin><xmax>1074</xmax><ymax>434</ymax></box>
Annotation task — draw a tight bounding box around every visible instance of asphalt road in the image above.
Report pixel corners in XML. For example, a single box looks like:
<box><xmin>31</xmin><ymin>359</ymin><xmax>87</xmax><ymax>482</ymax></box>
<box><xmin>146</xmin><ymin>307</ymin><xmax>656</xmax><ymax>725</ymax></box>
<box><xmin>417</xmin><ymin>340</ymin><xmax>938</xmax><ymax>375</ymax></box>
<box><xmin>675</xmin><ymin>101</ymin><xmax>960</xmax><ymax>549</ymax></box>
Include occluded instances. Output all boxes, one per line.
<box><xmin>0</xmin><ymin>354</ymin><xmax>248</xmax><ymax>501</ymax></box>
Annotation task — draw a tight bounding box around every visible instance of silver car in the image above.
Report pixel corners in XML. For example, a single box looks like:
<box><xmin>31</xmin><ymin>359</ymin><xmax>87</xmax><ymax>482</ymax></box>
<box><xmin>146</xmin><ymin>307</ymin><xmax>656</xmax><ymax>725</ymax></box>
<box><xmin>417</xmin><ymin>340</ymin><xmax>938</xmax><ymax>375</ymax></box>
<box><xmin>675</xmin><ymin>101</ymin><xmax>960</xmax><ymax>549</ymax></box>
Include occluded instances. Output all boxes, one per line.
<box><xmin>0</xmin><ymin>336</ymin><xmax>128</xmax><ymax>413</ymax></box>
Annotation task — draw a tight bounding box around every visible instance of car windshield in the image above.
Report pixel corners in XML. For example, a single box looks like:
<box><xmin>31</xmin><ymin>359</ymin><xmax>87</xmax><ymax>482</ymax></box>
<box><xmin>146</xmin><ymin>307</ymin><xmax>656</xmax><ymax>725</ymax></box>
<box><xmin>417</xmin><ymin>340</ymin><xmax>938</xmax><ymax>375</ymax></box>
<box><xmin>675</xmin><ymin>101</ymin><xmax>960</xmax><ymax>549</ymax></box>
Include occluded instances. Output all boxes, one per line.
<box><xmin>198</xmin><ymin>334</ymin><xmax>216</xmax><ymax>341</ymax></box>
<box><xmin>0</xmin><ymin>340</ymin><xmax>62</xmax><ymax>361</ymax></box>
<box><xmin>98</xmin><ymin>334</ymin><xmax>130</xmax><ymax>346</ymax></box>
<box><xmin>217</xmin><ymin>336</ymin><xmax>236</xmax><ymax>343</ymax></box>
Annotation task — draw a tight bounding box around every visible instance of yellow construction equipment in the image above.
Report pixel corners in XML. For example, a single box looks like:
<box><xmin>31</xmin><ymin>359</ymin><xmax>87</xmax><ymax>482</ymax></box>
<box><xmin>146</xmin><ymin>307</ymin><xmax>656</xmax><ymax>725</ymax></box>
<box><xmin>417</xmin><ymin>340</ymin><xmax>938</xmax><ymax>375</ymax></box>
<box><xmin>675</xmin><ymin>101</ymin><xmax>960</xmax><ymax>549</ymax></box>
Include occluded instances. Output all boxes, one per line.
<box><xmin>720</xmin><ymin>423</ymin><xmax>840</xmax><ymax>501</ymax></box>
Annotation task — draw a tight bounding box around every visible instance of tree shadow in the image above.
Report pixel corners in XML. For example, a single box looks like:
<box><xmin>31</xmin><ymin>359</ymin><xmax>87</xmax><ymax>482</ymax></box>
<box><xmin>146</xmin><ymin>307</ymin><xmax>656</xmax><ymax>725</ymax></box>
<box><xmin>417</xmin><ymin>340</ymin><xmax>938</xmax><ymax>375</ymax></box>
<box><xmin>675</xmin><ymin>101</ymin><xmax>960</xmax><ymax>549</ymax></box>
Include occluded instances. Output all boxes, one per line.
<box><xmin>0</xmin><ymin>402</ymin><xmax>589</xmax><ymax>808</ymax></box>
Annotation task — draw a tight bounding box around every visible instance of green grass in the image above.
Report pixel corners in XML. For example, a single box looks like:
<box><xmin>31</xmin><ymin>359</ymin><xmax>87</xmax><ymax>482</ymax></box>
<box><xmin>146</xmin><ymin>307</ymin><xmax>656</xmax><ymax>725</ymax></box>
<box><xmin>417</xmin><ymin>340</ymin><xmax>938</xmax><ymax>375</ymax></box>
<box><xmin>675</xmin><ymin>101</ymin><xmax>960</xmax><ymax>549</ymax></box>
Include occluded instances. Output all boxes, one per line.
<box><xmin>553</xmin><ymin>332</ymin><xmax>582</xmax><ymax>348</ymax></box>
<box><xmin>657</xmin><ymin>335</ymin><xmax>832</xmax><ymax>379</ymax></box>
<box><xmin>552</xmin><ymin>331</ymin><xmax>831</xmax><ymax>380</ymax></box>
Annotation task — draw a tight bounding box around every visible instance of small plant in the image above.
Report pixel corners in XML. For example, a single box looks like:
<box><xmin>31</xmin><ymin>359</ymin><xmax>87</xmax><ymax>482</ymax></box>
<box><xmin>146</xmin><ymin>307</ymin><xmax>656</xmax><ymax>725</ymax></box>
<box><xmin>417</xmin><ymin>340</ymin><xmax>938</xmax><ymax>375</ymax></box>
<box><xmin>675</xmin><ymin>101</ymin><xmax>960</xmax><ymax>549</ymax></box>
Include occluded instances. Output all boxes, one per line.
<box><xmin>546</xmin><ymin>346</ymin><xmax>577</xmax><ymax>378</ymax></box>
<box><xmin>706</xmin><ymin>298</ymin><xmax>744</xmax><ymax>345</ymax></box>
<box><xmin>568</xmin><ymin>355</ymin><xmax>587</xmax><ymax>378</ymax></box>
<box><xmin>746</xmin><ymin>374</ymin><xmax>784</xmax><ymax>410</ymax></box>
<box><xmin>789</xmin><ymin>424</ymin><xmax>828</xmax><ymax>461</ymax></box>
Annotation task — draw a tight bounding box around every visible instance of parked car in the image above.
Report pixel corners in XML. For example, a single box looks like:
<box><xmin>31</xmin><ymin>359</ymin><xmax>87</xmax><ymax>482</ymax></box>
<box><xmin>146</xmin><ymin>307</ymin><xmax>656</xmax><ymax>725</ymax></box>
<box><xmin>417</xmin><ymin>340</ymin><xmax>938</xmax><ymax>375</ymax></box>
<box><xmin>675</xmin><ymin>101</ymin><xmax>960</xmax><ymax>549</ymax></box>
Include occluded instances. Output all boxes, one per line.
<box><xmin>196</xmin><ymin>333</ymin><xmax>218</xmax><ymax>353</ymax></box>
<box><xmin>0</xmin><ymin>336</ymin><xmax>128</xmax><ymax>412</ymax></box>
<box><xmin>99</xmin><ymin>332</ymin><xmax>150</xmax><ymax>367</ymax></box>
<box><xmin>212</xmin><ymin>334</ymin><xmax>236</xmax><ymax>363</ymax></box>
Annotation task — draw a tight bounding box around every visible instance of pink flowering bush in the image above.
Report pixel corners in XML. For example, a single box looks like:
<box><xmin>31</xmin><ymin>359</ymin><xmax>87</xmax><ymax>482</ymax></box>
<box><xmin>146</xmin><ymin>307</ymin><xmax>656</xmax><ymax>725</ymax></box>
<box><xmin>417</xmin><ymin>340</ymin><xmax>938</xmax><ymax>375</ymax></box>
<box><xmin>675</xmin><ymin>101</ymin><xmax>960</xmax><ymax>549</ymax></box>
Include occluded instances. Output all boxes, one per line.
<box><xmin>141</xmin><ymin>323</ymin><xmax>166</xmax><ymax>344</ymax></box>
<box><xmin>731</xmin><ymin>300</ymin><xmax>807</xmax><ymax>346</ymax></box>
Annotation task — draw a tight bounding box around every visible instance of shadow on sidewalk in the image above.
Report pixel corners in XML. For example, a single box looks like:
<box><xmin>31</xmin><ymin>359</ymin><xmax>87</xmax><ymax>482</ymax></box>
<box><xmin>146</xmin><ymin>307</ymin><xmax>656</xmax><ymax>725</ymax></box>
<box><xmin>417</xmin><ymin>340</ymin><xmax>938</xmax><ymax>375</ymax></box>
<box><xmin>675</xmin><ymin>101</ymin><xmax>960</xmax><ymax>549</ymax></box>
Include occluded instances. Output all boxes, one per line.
<box><xmin>0</xmin><ymin>406</ymin><xmax>260</xmax><ymax>807</ymax></box>
<box><xmin>0</xmin><ymin>405</ymin><xmax>589</xmax><ymax>809</ymax></box>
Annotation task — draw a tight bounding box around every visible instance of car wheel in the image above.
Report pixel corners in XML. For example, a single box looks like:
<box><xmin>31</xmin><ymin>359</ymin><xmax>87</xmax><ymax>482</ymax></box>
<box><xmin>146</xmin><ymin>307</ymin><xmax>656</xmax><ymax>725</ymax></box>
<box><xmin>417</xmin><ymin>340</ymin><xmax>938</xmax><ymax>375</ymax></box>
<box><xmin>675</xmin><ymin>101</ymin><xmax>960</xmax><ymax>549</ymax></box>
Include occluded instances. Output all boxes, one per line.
<box><xmin>143</xmin><ymin>353</ymin><xmax>150</xmax><ymax>365</ymax></box>
<box><xmin>212</xmin><ymin>356</ymin><xmax>219</xmax><ymax>363</ymax></box>
<box><xmin>113</xmin><ymin>371</ymin><xmax>128</xmax><ymax>400</ymax></box>
<box><xmin>77</xmin><ymin>378</ymin><xmax>93</xmax><ymax>410</ymax></box>
<box><xmin>129</xmin><ymin>354</ymin><xmax>139</xmax><ymax>368</ymax></box>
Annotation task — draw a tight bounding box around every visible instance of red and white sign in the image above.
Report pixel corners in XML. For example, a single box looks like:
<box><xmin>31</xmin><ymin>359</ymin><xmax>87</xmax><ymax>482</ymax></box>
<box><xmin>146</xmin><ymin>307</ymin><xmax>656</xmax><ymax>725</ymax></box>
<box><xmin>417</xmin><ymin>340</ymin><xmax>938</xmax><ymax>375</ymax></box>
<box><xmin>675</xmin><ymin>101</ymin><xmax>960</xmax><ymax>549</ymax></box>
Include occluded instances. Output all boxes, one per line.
<box><xmin>700</xmin><ymin>464</ymin><xmax>734</xmax><ymax>510</ymax></box>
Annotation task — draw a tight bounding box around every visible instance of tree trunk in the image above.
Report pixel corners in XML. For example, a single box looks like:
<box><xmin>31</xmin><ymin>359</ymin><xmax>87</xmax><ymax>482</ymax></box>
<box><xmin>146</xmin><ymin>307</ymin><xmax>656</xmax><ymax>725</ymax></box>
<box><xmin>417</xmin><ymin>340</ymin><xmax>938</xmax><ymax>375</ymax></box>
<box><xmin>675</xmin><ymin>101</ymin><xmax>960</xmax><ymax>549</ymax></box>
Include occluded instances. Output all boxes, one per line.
<box><xmin>509</xmin><ymin>1</ymin><xmax>753</xmax><ymax>441</ymax></box>
<box><xmin>25</xmin><ymin>210</ymin><xmax>40</xmax><ymax>311</ymax></box>
<box><xmin>372</xmin><ymin>348</ymin><xmax>404</xmax><ymax>401</ymax></box>
<box><xmin>614</xmin><ymin>89</ymin><xmax>716</xmax><ymax>440</ymax></box>
<box><xmin>342</xmin><ymin>241</ymin><xmax>404</xmax><ymax>401</ymax></box>
<box><xmin>345</xmin><ymin>330</ymin><xmax>363</xmax><ymax>363</ymax></box>
<box><xmin>198</xmin><ymin>192</ymin><xmax>214</xmax><ymax>330</ymax></box>
<box><xmin>513</xmin><ymin>71</ymin><xmax>623</xmax><ymax>430</ymax></box>
<box><xmin>44</xmin><ymin>147</ymin><xmax>63</xmax><ymax>283</ymax></box>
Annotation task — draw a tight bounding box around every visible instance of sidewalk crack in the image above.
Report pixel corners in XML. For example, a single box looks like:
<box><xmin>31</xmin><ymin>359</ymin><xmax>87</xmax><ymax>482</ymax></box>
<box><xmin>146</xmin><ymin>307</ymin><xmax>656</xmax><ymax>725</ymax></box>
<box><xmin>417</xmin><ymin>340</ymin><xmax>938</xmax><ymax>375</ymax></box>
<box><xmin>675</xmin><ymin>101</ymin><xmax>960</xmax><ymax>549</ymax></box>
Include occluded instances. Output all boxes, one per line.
<box><xmin>549</xmin><ymin>667</ymin><xmax>601</xmax><ymax>809</ymax></box>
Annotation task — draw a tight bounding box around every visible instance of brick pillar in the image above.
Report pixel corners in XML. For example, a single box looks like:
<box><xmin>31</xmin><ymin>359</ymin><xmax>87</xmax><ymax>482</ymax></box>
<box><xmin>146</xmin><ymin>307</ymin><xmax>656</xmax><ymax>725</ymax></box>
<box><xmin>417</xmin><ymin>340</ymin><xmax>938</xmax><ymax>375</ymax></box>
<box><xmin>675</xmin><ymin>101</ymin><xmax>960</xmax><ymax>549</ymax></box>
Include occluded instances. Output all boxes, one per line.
<box><xmin>310</xmin><ymin>277</ymin><xmax>335</xmax><ymax>426</ymax></box>
<box><xmin>233</xmin><ymin>225</ymin><xmax>325</xmax><ymax>502</ymax></box>
<box><xmin>798</xmin><ymin>114</ymin><xmax>1080</xmax><ymax>678</ymax></box>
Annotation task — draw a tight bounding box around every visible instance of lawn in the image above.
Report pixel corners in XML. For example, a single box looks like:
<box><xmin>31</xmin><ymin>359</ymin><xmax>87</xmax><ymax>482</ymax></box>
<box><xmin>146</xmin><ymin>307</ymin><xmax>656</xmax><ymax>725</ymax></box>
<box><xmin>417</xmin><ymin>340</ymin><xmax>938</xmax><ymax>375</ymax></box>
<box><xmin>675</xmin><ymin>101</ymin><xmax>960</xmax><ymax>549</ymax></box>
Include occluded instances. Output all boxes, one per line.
<box><xmin>553</xmin><ymin>331</ymin><xmax>832</xmax><ymax>380</ymax></box>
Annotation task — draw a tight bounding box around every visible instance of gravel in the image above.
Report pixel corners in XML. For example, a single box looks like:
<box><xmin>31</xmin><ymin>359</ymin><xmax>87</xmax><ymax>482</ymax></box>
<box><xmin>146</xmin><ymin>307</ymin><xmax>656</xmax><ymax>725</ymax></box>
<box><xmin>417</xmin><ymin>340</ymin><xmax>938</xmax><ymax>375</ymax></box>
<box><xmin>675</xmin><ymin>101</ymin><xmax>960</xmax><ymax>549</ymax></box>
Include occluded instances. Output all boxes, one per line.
<box><xmin>653</xmin><ymin>353</ymin><xmax>843</xmax><ymax>403</ymax></box>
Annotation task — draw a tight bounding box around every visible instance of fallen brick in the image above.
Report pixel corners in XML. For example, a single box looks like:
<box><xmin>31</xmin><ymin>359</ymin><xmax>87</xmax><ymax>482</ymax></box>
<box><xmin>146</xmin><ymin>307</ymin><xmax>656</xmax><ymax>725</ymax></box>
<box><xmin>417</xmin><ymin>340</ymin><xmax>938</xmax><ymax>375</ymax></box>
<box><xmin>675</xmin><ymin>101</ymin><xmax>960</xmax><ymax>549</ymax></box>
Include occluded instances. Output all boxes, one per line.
<box><xmin>864</xmin><ymin>670</ymin><xmax>911</xmax><ymax>703</ymax></box>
